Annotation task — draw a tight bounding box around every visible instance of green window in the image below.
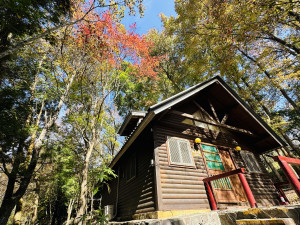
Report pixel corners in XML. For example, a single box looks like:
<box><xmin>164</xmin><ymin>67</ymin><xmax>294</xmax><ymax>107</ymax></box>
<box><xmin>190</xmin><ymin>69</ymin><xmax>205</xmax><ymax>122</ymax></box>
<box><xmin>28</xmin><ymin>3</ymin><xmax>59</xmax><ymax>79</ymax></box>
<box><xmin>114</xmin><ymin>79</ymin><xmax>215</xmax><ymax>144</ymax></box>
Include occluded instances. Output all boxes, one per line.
<box><xmin>201</xmin><ymin>144</ymin><xmax>224</xmax><ymax>171</ymax></box>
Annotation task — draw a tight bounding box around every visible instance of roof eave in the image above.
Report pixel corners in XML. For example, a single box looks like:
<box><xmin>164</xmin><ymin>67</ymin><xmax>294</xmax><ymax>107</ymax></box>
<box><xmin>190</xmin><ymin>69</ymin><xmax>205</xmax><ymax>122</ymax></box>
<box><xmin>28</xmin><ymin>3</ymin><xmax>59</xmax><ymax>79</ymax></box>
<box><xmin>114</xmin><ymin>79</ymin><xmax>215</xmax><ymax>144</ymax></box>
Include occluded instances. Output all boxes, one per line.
<box><xmin>117</xmin><ymin>111</ymin><xmax>146</xmax><ymax>135</ymax></box>
<box><xmin>110</xmin><ymin>111</ymin><xmax>155</xmax><ymax>168</ymax></box>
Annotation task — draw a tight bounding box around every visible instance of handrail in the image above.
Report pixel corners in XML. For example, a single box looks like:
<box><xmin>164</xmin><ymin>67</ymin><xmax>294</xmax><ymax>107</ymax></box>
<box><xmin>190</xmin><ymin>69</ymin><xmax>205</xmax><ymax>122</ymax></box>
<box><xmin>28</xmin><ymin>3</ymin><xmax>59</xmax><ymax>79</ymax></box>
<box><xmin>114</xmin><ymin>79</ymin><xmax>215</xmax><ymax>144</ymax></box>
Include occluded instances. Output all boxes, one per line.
<box><xmin>273</xmin><ymin>156</ymin><xmax>300</xmax><ymax>198</ymax></box>
<box><xmin>274</xmin><ymin>156</ymin><xmax>300</xmax><ymax>165</ymax></box>
<box><xmin>203</xmin><ymin>168</ymin><xmax>256</xmax><ymax>210</ymax></box>
<box><xmin>203</xmin><ymin>168</ymin><xmax>245</xmax><ymax>182</ymax></box>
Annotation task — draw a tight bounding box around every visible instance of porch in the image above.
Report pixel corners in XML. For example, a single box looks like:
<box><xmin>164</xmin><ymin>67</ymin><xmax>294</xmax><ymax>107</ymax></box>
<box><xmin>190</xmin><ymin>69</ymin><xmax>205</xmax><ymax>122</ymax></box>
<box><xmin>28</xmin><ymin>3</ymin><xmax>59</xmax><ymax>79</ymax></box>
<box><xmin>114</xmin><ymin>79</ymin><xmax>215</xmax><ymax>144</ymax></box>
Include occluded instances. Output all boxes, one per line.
<box><xmin>203</xmin><ymin>156</ymin><xmax>300</xmax><ymax>211</ymax></box>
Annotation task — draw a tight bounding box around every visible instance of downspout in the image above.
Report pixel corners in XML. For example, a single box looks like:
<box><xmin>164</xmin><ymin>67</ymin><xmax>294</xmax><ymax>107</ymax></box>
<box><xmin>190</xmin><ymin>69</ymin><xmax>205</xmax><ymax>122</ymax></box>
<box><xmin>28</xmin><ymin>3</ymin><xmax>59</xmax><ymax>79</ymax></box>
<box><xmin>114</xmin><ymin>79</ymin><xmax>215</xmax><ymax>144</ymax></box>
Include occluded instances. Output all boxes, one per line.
<box><xmin>112</xmin><ymin>167</ymin><xmax>120</xmax><ymax>220</ymax></box>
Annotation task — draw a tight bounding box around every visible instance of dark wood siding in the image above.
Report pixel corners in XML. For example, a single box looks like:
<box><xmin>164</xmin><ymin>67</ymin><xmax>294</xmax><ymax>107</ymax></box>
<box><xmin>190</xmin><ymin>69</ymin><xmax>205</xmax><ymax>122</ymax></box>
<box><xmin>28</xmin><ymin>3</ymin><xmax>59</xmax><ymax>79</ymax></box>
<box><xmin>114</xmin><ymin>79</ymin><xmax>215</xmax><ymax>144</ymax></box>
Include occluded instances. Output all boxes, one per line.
<box><xmin>100</xmin><ymin>127</ymin><xmax>155</xmax><ymax>220</ymax></box>
<box><xmin>153</xmin><ymin>116</ymin><xmax>211</xmax><ymax>210</ymax></box>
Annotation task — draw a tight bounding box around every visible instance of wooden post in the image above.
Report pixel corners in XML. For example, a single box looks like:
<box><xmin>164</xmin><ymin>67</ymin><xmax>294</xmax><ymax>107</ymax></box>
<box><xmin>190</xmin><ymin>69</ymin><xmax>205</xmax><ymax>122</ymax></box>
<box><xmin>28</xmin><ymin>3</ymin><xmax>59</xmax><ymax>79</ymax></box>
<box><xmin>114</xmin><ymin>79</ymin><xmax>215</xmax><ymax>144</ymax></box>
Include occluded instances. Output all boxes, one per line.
<box><xmin>204</xmin><ymin>181</ymin><xmax>217</xmax><ymax>210</ymax></box>
<box><xmin>238</xmin><ymin>173</ymin><xmax>257</xmax><ymax>208</ymax></box>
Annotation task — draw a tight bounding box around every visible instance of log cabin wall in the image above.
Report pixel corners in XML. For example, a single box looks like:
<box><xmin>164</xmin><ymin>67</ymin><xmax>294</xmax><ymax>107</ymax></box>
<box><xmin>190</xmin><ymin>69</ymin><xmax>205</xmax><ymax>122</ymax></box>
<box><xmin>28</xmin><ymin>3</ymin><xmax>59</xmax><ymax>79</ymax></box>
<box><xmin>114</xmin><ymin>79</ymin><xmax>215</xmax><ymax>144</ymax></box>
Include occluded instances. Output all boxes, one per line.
<box><xmin>153</xmin><ymin>110</ymin><xmax>212</xmax><ymax>211</ymax></box>
<box><xmin>230</xmin><ymin>150</ymin><xmax>280</xmax><ymax>206</ymax></box>
<box><xmin>101</xmin><ymin>127</ymin><xmax>156</xmax><ymax>220</ymax></box>
<box><xmin>153</xmin><ymin>107</ymin><xmax>279</xmax><ymax>210</ymax></box>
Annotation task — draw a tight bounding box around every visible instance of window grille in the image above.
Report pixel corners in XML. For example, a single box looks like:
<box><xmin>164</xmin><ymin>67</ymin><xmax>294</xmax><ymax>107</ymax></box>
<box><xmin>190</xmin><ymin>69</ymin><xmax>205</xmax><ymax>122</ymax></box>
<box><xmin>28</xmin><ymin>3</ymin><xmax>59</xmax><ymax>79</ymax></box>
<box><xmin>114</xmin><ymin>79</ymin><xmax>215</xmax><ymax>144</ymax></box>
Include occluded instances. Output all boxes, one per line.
<box><xmin>240</xmin><ymin>151</ymin><xmax>262</xmax><ymax>172</ymax></box>
<box><xmin>168</xmin><ymin>137</ymin><xmax>194</xmax><ymax>167</ymax></box>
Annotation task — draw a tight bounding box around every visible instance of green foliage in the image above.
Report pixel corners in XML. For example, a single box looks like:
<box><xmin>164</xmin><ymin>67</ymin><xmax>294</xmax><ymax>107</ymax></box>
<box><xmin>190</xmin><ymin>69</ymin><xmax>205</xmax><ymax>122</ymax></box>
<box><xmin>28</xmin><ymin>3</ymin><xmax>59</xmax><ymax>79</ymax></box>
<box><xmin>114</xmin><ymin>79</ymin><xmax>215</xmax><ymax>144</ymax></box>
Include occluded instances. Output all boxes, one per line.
<box><xmin>155</xmin><ymin>0</ymin><xmax>300</xmax><ymax>142</ymax></box>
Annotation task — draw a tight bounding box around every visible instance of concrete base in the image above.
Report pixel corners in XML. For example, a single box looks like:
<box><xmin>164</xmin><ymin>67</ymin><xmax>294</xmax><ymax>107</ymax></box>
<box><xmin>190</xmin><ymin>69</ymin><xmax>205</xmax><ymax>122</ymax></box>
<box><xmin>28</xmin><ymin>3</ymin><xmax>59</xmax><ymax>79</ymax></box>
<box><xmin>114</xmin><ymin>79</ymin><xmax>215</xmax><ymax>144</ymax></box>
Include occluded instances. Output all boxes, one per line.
<box><xmin>109</xmin><ymin>205</ymin><xmax>300</xmax><ymax>225</ymax></box>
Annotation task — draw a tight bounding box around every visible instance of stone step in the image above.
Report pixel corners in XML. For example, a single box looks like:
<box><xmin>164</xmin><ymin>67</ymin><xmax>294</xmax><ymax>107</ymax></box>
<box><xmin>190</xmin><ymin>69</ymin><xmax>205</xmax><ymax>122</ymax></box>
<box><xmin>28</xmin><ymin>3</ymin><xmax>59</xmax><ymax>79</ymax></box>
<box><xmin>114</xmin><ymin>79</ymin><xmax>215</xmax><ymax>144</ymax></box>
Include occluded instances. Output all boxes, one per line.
<box><xmin>236</xmin><ymin>218</ymin><xmax>296</xmax><ymax>225</ymax></box>
<box><xmin>218</xmin><ymin>206</ymin><xmax>300</xmax><ymax>225</ymax></box>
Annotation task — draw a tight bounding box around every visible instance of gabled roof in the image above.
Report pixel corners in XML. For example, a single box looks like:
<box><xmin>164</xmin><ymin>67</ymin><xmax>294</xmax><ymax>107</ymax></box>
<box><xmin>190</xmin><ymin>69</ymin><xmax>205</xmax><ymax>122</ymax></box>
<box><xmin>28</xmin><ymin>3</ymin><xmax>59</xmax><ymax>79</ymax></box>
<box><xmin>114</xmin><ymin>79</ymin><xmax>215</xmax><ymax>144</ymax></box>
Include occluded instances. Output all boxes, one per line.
<box><xmin>110</xmin><ymin>76</ymin><xmax>286</xmax><ymax>168</ymax></box>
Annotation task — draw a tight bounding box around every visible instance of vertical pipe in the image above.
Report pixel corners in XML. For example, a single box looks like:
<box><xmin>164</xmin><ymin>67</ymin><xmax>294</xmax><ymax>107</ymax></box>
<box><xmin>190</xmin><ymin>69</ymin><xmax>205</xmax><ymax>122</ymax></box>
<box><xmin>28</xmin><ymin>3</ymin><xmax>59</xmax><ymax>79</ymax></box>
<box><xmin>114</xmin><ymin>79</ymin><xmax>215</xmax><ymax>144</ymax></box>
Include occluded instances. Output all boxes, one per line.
<box><xmin>205</xmin><ymin>181</ymin><xmax>217</xmax><ymax>210</ymax></box>
<box><xmin>277</xmin><ymin>160</ymin><xmax>300</xmax><ymax>198</ymax></box>
<box><xmin>238</xmin><ymin>173</ymin><xmax>257</xmax><ymax>208</ymax></box>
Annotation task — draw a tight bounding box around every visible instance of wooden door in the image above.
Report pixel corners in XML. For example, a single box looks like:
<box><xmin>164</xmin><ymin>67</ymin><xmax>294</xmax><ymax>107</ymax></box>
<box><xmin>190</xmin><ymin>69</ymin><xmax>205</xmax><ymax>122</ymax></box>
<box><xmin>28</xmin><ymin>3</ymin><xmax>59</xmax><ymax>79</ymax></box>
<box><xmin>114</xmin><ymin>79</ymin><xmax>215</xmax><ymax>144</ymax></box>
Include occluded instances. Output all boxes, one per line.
<box><xmin>219</xmin><ymin>149</ymin><xmax>247</xmax><ymax>202</ymax></box>
<box><xmin>201</xmin><ymin>144</ymin><xmax>238</xmax><ymax>203</ymax></box>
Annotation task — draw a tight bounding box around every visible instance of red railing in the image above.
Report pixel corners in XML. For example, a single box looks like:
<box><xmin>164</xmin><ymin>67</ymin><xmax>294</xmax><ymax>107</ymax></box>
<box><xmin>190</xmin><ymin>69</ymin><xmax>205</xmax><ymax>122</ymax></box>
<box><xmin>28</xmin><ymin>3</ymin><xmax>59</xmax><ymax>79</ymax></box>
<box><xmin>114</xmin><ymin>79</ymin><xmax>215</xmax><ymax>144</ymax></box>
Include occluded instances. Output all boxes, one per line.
<box><xmin>203</xmin><ymin>168</ymin><xmax>256</xmax><ymax>210</ymax></box>
<box><xmin>274</xmin><ymin>181</ymin><xmax>290</xmax><ymax>204</ymax></box>
<box><xmin>273</xmin><ymin>156</ymin><xmax>300</xmax><ymax>198</ymax></box>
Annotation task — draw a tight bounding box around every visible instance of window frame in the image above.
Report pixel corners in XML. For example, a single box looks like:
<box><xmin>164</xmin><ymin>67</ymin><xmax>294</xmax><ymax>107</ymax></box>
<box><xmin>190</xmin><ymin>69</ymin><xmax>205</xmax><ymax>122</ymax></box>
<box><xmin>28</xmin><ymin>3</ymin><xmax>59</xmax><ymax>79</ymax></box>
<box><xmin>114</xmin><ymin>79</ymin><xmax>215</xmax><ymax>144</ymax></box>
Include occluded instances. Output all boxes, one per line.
<box><xmin>167</xmin><ymin>136</ymin><xmax>195</xmax><ymax>168</ymax></box>
<box><xmin>240</xmin><ymin>151</ymin><xmax>262</xmax><ymax>173</ymax></box>
<box><xmin>125</xmin><ymin>153</ymin><xmax>136</xmax><ymax>182</ymax></box>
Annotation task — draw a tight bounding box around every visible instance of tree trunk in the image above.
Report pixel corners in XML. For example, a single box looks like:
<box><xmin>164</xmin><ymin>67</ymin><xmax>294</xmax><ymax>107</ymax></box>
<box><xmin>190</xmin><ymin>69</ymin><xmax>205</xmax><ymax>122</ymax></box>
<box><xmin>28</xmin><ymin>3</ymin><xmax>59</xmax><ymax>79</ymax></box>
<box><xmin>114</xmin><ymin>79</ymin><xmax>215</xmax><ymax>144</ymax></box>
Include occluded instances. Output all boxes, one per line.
<box><xmin>76</xmin><ymin>141</ymin><xmax>96</xmax><ymax>225</ymax></box>
<box><xmin>0</xmin><ymin>72</ymin><xmax>76</xmax><ymax>225</ymax></box>
<box><xmin>66</xmin><ymin>199</ymin><xmax>75</xmax><ymax>225</ymax></box>
<box><xmin>76</xmin><ymin>97</ymin><xmax>104</xmax><ymax>225</ymax></box>
<box><xmin>0</xmin><ymin>198</ymin><xmax>18</xmax><ymax>225</ymax></box>
<box><xmin>31</xmin><ymin>181</ymin><xmax>40</xmax><ymax>225</ymax></box>
<box><xmin>13</xmin><ymin>199</ymin><xmax>23</xmax><ymax>225</ymax></box>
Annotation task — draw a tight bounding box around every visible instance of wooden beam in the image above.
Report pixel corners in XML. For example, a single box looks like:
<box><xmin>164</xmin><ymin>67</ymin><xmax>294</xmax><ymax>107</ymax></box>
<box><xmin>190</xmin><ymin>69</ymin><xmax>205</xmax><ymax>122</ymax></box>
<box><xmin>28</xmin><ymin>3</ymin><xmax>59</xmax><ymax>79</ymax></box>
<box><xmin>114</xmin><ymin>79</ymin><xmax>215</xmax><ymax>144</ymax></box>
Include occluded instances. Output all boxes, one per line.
<box><xmin>208</xmin><ymin>100</ymin><xmax>220</xmax><ymax>123</ymax></box>
<box><xmin>170</xmin><ymin>110</ymin><xmax>255</xmax><ymax>136</ymax></box>
<box><xmin>215</xmin><ymin>114</ymin><xmax>229</xmax><ymax>140</ymax></box>
<box><xmin>221</xmin><ymin>114</ymin><xmax>229</xmax><ymax>124</ymax></box>
<box><xmin>193</xmin><ymin>100</ymin><xmax>215</xmax><ymax>122</ymax></box>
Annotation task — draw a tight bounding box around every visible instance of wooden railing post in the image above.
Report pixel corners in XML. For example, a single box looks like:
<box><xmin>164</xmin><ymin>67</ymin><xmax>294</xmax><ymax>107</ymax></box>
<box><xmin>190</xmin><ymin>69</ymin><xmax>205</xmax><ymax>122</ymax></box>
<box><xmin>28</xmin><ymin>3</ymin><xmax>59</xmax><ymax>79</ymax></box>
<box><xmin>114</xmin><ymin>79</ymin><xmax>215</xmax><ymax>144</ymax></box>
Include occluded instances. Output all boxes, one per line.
<box><xmin>276</xmin><ymin>185</ymin><xmax>290</xmax><ymax>204</ymax></box>
<box><xmin>238</xmin><ymin>173</ymin><xmax>257</xmax><ymax>208</ymax></box>
<box><xmin>274</xmin><ymin>156</ymin><xmax>300</xmax><ymax>198</ymax></box>
<box><xmin>204</xmin><ymin>181</ymin><xmax>217</xmax><ymax>210</ymax></box>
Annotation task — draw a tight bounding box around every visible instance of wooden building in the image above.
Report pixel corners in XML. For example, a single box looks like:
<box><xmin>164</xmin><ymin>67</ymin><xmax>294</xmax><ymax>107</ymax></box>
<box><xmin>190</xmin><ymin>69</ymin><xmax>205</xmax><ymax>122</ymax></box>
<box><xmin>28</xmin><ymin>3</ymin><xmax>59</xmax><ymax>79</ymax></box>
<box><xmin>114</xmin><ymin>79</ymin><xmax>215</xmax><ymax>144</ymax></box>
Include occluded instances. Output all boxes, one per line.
<box><xmin>100</xmin><ymin>76</ymin><xmax>286</xmax><ymax>221</ymax></box>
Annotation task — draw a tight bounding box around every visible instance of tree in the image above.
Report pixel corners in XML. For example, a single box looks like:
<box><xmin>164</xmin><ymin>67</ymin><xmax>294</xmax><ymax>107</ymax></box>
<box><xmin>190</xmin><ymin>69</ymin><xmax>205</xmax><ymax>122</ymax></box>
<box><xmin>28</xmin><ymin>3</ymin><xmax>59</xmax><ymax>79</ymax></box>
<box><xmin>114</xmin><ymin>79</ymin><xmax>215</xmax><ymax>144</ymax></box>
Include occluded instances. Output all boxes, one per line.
<box><xmin>0</xmin><ymin>1</ymin><xmax>153</xmax><ymax>223</ymax></box>
<box><xmin>158</xmin><ymin>0</ymin><xmax>299</xmax><ymax>152</ymax></box>
<box><xmin>60</xmin><ymin>10</ymin><xmax>159</xmax><ymax>223</ymax></box>
<box><xmin>0</xmin><ymin>0</ymin><xmax>145</xmax><ymax>61</ymax></box>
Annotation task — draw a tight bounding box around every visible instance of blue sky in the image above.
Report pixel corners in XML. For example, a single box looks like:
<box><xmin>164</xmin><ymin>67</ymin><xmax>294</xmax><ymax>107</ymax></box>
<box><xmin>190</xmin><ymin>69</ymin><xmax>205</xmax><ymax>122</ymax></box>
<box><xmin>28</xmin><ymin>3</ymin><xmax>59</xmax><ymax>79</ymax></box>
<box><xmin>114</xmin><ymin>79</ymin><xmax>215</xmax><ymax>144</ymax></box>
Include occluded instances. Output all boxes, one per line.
<box><xmin>122</xmin><ymin>0</ymin><xmax>176</xmax><ymax>35</ymax></box>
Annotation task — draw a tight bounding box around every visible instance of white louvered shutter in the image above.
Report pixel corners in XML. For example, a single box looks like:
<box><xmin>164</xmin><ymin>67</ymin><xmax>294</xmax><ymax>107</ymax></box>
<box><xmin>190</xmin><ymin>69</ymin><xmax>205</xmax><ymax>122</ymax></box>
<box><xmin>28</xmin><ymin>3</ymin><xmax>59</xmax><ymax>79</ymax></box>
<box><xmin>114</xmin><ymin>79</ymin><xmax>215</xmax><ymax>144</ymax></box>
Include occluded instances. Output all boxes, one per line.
<box><xmin>168</xmin><ymin>137</ymin><xmax>181</xmax><ymax>164</ymax></box>
<box><xmin>168</xmin><ymin>137</ymin><xmax>194</xmax><ymax>167</ymax></box>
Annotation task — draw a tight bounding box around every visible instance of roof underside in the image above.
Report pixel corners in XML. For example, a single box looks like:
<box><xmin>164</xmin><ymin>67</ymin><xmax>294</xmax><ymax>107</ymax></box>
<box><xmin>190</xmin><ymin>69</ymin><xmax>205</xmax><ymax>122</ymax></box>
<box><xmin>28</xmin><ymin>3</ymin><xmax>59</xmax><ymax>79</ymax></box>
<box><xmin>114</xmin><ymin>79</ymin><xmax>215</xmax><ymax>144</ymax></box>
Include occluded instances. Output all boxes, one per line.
<box><xmin>171</xmin><ymin>81</ymin><xmax>284</xmax><ymax>152</ymax></box>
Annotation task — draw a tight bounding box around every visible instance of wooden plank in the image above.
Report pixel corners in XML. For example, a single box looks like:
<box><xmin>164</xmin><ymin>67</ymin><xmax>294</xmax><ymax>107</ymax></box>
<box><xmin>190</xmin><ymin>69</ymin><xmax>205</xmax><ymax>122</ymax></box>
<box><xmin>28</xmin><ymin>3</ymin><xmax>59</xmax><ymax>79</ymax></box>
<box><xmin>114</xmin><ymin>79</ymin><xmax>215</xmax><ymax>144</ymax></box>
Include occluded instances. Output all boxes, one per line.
<box><xmin>161</xmin><ymin>173</ymin><xmax>208</xmax><ymax>180</ymax></box>
<box><xmin>135</xmin><ymin>207</ymin><xmax>156</xmax><ymax>214</ymax></box>
<box><xmin>162</xmin><ymin>199</ymin><xmax>209</xmax><ymax>205</ymax></box>
<box><xmin>161</xmin><ymin>203</ymin><xmax>210</xmax><ymax>211</ymax></box>
<box><xmin>162</xmin><ymin>183</ymin><xmax>205</xmax><ymax>189</ymax></box>
<box><xmin>162</xmin><ymin>193</ymin><xmax>208</xmax><ymax>199</ymax></box>
<box><xmin>170</xmin><ymin>110</ymin><xmax>255</xmax><ymax>136</ymax></box>
<box><xmin>162</xmin><ymin>188</ymin><xmax>207</xmax><ymax>194</ymax></box>
<box><xmin>160</xmin><ymin>165</ymin><xmax>207</xmax><ymax>172</ymax></box>
<box><xmin>160</xmin><ymin>169</ymin><xmax>206</xmax><ymax>177</ymax></box>
<box><xmin>161</xmin><ymin>179</ymin><xmax>203</xmax><ymax>185</ymax></box>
